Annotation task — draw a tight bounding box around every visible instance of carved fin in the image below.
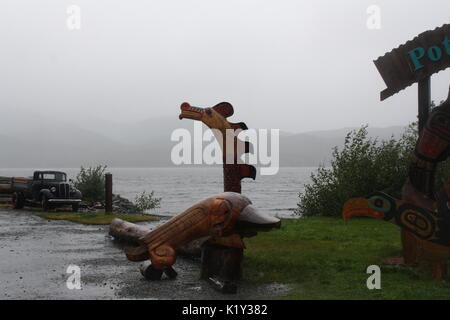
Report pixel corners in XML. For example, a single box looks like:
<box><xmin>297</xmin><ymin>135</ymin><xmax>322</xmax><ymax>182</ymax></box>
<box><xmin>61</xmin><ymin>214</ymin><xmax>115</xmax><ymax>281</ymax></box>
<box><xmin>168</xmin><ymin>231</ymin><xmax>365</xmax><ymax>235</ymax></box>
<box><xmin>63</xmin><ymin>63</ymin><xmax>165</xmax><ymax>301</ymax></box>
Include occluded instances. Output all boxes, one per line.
<box><xmin>229</xmin><ymin>122</ymin><xmax>248</xmax><ymax>130</ymax></box>
<box><xmin>239</xmin><ymin>164</ymin><xmax>256</xmax><ymax>180</ymax></box>
<box><xmin>212</xmin><ymin>102</ymin><xmax>234</xmax><ymax>118</ymax></box>
<box><xmin>124</xmin><ymin>245</ymin><xmax>149</xmax><ymax>262</ymax></box>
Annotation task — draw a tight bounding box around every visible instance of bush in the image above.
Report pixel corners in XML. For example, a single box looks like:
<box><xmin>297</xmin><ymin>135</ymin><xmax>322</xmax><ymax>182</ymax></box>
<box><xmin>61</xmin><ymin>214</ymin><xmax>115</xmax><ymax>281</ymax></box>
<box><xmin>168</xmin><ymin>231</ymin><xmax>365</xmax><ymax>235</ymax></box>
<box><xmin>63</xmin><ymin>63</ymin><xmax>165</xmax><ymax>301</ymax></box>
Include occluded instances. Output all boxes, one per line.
<box><xmin>73</xmin><ymin>165</ymin><xmax>107</xmax><ymax>202</ymax></box>
<box><xmin>296</xmin><ymin>120</ymin><xmax>449</xmax><ymax>217</ymax></box>
<box><xmin>296</xmin><ymin>125</ymin><xmax>415</xmax><ymax>217</ymax></box>
<box><xmin>134</xmin><ymin>191</ymin><xmax>161</xmax><ymax>213</ymax></box>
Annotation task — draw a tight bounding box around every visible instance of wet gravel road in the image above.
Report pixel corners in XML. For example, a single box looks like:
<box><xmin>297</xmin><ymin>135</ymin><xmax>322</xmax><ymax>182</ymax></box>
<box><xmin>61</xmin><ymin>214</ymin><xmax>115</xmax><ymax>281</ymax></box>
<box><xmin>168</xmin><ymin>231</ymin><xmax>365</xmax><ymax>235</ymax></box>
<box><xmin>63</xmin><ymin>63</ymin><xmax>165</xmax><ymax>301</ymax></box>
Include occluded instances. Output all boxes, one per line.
<box><xmin>0</xmin><ymin>208</ymin><xmax>290</xmax><ymax>300</ymax></box>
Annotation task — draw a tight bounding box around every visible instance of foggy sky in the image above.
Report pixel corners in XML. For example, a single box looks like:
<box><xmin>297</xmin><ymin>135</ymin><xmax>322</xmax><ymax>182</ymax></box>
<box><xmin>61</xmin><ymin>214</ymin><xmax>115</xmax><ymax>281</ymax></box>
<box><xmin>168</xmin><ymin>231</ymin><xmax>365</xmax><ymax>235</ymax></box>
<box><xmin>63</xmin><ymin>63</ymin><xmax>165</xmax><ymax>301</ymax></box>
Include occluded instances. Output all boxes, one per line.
<box><xmin>1</xmin><ymin>0</ymin><xmax>449</xmax><ymax>133</ymax></box>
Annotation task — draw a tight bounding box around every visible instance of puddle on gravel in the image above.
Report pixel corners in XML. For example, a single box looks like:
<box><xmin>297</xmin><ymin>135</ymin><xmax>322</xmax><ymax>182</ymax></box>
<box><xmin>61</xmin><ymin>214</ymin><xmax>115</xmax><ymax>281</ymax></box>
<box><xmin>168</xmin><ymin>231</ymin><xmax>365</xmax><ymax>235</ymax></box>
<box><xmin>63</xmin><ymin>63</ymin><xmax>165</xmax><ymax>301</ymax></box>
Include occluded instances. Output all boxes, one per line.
<box><xmin>0</xmin><ymin>208</ymin><xmax>292</xmax><ymax>300</ymax></box>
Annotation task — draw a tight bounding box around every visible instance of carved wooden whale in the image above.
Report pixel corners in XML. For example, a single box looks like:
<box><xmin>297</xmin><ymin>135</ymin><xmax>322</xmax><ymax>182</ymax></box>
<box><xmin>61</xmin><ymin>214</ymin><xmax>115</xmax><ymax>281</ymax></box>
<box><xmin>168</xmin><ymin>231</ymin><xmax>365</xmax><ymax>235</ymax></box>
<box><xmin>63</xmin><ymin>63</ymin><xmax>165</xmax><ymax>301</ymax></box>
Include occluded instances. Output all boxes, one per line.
<box><xmin>122</xmin><ymin>192</ymin><xmax>280</xmax><ymax>279</ymax></box>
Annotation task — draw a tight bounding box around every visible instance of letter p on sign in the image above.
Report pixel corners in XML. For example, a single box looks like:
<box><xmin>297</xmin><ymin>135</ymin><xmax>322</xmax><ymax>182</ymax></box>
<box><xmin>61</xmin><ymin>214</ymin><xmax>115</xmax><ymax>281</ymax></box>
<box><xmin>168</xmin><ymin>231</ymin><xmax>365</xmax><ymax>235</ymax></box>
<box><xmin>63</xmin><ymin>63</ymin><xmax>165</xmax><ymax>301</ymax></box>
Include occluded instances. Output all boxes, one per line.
<box><xmin>366</xmin><ymin>265</ymin><xmax>381</xmax><ymax>290</ymax></box>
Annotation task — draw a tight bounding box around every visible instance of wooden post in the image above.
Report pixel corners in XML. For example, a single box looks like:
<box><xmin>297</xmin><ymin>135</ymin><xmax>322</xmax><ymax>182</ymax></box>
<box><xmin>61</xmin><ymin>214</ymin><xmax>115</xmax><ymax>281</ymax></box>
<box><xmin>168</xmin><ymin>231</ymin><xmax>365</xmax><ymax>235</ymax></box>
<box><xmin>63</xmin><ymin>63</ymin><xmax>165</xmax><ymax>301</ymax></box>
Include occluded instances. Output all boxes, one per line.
<box><xmin>401</xmin><ymin>229</ymin><xmax>419</xmax><ymax>266</ymax></box>
<box><xmin>202</xmin><ymin>163</ymin><xmax>244</xmax><ymax>293</ymax></box>
<box><xmin>418</xmin><ymin>76</ymin><xmax>431</xmax><ymax>132</ymax></box>
<box><xmin>430</xmin><ymin>261</ymin><xmax>448</xmax><ymax>280</ymax></box>
<box><xmin>201</xmin><ymin>243</ymin><xmax>242</xmax><ymax>294</ymax></box>
<box><xmin>105</xmin><ymin>173</ymin><xmax>113</xmax><ymax>214</ymax></box>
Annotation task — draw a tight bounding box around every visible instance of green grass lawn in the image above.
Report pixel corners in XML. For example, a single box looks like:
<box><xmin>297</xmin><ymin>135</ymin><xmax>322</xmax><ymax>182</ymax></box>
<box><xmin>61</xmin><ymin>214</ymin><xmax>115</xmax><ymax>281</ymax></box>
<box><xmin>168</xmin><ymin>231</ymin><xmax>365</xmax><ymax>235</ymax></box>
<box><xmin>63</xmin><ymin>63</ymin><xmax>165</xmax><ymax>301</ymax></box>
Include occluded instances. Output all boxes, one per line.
<box><xmin>243</xmin><ymin>217</ymin><xmax>450</xmax><ymax>300</ymax></box>
<box><xmin>37</xmin><ymin>211</ymin><xmax>158</xmax><ymax>225</ymax></box>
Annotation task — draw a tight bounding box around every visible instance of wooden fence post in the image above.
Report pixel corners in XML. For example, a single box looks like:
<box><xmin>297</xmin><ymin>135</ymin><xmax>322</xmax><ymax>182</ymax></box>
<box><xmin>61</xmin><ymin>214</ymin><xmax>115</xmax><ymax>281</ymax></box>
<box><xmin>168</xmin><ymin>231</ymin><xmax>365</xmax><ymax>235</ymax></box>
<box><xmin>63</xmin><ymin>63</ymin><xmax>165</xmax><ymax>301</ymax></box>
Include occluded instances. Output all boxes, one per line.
<box><xmin>105</xmin><ymin>173</ymin><xmax>113</xmax><ymax>214</ymax></box>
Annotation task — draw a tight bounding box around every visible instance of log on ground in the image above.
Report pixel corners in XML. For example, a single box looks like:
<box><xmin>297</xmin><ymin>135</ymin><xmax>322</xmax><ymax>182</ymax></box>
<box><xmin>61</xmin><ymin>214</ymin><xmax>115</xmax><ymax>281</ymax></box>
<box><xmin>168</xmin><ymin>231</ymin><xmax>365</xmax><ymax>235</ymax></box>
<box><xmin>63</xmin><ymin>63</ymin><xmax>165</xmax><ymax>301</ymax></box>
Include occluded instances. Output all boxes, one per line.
<box><xmin>109</xmin><ymin>218</ymin><xmax>206</xmax><ymax>258</ymax></box>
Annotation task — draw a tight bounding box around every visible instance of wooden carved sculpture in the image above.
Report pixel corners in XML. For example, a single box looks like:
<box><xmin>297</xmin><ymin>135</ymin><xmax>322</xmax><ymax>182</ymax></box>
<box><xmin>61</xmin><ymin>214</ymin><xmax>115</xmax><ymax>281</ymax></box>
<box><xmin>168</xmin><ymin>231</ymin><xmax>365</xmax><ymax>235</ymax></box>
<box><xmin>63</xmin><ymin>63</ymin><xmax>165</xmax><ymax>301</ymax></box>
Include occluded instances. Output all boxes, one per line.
<box><xmin>179</xmin><ymin>102</ymin><xmax>276</xmax><ymax>291</ymax></box>
<box><xmin>178</xmin><ymin>102</ymin><xmax>257</xmax><ymax>248</ymax></box>
<box><xmin>343</xmin><ymin>87</ymin><xmax>450</xmax><ymax>279</ymax></box>
<box><xmin>122</xmin><ymin>192</ymin><xmax>280</xmax><ymax>280</ymax></box>
<box><xmin>179</xmin><ymin>102</ymin><xmax>256</xmax><ymax>193</ymax></box>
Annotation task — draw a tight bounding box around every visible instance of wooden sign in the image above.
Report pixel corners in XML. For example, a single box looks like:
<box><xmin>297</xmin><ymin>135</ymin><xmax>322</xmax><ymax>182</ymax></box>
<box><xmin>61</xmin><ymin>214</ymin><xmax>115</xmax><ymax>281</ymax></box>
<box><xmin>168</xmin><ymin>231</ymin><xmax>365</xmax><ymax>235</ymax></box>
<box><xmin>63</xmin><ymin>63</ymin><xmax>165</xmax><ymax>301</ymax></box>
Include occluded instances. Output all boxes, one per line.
<box><xmin>374</xmin><ymin>24</ymin><xmax>450</xmax><ymax>101</ymax></box>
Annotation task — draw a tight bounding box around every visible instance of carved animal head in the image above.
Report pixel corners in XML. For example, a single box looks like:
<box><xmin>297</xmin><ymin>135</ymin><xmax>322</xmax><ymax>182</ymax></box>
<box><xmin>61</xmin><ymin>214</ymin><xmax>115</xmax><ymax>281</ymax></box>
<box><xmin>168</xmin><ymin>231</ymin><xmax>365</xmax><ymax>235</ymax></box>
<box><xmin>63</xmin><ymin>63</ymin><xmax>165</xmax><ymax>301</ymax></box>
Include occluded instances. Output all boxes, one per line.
<box><xmin>207</xmin><ymin>192</ymin><xmax>280</xmax><ymax>237</ymax></box>
<box><xmin>342</xmin><ymin>192</ymin><xmax>398</xmax><ymax>222</ymax></box>
<box><xmin>178</xmin><ymin>102</ymin><xmax>255</xmax><ymax>182</ymax></box>
<box><xmin>208</xmin><ymin>192</ymin><xmax>248</xmax><ymax>237</ymax></box>
<box><xmin>179</xmin><ymin>102</ymin><xmax>248</xmax><ymax>132</ymax></box>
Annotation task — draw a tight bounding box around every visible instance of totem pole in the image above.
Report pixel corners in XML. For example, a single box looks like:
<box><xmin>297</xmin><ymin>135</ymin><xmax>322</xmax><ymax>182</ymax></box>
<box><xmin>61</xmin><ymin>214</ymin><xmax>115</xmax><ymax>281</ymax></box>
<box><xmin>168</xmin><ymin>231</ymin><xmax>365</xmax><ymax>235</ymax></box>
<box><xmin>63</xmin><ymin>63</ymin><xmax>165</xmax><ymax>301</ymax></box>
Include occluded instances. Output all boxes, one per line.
<box><xmin>343</xmin><ymin>24</ymin><xmax>450</xmax><ymax>280</ymax></box>
<box><xmin>343</xmin><ymin>89</ymin><xmax>449</xmax><ymax>279</ymax></box>
<box><xmin>109</xmin><ymin>101</ymin><xmax>280</xmax><ymax>293</ymax></box>
<box><xmin>178</xmin><ymin>102</ymin><xmax>264</xmax><ymax>292</ymax></box>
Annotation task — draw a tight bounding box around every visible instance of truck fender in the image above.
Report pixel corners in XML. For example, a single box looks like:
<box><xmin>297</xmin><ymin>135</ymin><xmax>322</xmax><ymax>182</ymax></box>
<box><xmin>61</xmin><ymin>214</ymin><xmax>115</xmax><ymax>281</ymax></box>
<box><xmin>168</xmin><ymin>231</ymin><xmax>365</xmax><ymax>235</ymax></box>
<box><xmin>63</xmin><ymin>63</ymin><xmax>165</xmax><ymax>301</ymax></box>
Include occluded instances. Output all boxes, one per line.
<box><xmin>72</xmin><ymin>190</ymin><xmax>82</xmax><ymax>199</ymax></box>
<box><xmin>40</xmin><ymin>189</ymin><xmax>53</xmax><ymax>200</ymax></box>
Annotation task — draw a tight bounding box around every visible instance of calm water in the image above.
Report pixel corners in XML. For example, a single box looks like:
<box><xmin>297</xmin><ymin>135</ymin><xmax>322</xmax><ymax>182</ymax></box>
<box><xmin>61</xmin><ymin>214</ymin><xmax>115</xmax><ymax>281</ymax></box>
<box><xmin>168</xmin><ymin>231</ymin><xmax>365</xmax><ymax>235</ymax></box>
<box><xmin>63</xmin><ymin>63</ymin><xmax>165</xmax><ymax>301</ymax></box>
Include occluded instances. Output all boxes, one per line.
<box><xmin>0</xmin><ymin>167</ymin><xmax>316</xmax><ymax>218</ymax></box>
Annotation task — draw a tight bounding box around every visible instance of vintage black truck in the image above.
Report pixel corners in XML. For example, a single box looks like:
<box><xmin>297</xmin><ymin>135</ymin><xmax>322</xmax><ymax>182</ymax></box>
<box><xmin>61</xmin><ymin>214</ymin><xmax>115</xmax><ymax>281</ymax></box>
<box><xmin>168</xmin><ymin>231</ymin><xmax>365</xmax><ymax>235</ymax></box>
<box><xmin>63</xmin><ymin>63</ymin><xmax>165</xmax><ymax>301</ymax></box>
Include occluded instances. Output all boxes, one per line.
<box><xmin>0</xmin><ymin>171</ymin><xmax>82</xmax><ymax>212</ymax></box>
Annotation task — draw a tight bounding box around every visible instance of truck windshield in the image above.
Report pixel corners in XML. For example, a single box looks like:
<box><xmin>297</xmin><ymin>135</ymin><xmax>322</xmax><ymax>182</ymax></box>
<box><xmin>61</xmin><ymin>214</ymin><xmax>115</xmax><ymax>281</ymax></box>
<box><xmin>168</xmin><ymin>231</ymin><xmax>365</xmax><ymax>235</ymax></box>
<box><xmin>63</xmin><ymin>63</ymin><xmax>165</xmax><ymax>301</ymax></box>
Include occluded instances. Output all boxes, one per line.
<box><xmin>41</xmin><ymin>173</ymin><xmax>66</xmax><ymax>181</ymax></box>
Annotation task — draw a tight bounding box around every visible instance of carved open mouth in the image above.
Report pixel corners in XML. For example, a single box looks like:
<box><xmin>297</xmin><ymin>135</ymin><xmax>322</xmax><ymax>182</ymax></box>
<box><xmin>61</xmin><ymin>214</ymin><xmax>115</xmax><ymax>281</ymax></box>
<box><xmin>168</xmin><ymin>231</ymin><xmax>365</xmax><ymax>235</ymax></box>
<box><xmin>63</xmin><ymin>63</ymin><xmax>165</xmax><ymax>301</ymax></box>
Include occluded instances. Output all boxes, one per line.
<box><xmin>179</xmin><ymin>102</ymin><xmax>204</xmax><ymax>120</ymax></box>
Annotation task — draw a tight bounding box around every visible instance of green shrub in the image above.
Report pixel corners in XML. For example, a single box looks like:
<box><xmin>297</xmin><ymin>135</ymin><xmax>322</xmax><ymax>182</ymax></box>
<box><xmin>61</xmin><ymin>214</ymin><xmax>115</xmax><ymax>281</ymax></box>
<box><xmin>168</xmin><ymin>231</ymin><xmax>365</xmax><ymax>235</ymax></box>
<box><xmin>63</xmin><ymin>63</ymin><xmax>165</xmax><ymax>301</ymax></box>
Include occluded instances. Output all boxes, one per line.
<box><xmin>296</xmin><ymin>125</ymin><xmax>415</xmax><ymax>217</ymax></box>
<box><xmin>73</xmin><ymin>165</ymin><xmax>107</xmax><ymax>202</ymax></box>
<box><xmin>134</xmin><ymin>191</ymin><xmax>161</xmax><ymax>213</ymax></box>
<box><xmin>296</xmin><ymin>120</ymin><xmax>449</xmax><ymax>217</ymax></box>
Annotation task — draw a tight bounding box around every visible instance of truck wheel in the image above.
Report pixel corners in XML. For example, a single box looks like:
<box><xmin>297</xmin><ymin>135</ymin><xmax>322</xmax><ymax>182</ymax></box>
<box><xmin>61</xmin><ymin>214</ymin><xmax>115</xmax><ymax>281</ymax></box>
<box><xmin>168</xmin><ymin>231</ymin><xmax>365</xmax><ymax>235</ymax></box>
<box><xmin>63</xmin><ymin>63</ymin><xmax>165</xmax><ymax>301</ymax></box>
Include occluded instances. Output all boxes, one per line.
<box><xmin>12</xmin><ymin>193</ymin><xmax>25</xmax><ymax>209</ymax></box>
<box><xmin>41</xmin><ymin>195</ymin><xmax>50</xmax><ymax>212</ymax></box>
<box><xmin>72</xmin><ymin>204</ymin><xmax>79</xmax><ymax>212</ymax></box>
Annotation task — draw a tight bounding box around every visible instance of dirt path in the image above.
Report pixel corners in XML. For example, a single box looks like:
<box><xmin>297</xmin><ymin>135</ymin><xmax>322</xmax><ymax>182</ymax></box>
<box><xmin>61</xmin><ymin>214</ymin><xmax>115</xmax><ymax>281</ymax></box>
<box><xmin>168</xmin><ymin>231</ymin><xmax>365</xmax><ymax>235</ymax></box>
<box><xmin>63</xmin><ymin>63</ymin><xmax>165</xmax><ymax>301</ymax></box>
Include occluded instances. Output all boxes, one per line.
<box><xmin>0</xmin><ymin>208</ymin><xmax>290</xmax><ymax>300</ymax></box>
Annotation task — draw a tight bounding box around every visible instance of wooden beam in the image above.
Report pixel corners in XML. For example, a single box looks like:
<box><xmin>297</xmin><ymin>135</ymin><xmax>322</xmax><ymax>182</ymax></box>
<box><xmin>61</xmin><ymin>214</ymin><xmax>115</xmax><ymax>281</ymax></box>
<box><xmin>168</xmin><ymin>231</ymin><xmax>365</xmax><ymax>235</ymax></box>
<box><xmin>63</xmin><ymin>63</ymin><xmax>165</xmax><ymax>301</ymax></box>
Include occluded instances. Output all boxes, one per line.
<box><xmin>418</xmin><ymin>76</ymin><xmax>431</xmax><ymax>132</ymax></box>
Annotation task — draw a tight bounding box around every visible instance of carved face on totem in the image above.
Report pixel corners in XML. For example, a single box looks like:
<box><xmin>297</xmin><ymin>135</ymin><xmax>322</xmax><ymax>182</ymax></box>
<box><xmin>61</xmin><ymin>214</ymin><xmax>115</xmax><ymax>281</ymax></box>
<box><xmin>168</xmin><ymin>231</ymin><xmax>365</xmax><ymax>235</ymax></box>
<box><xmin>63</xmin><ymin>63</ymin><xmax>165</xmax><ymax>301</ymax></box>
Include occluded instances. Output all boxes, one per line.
<box><xmin>179</xmin><ymin>102</ymin><xmax>235</xmax><ymax>132</ymax></box>
<box><xmin>342</xmin><ymin>192</ymin><xmax>398</xmax><ymax>222</ymax></box>
<box><xmin>208</xmin><ymin>192</ymin><xmax>280</xmax><ymax>237</ymax></box>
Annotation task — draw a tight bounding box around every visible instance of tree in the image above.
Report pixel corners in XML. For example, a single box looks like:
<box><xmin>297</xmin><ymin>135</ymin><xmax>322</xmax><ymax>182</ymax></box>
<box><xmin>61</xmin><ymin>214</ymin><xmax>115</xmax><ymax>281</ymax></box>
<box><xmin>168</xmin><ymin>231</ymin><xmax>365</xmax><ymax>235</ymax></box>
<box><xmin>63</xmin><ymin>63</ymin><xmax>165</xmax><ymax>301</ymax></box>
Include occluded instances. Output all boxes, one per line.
<box><xmin>73</xmin><ymin>165</ymin><xmax>107</xmax><ymax>202</ymax></box>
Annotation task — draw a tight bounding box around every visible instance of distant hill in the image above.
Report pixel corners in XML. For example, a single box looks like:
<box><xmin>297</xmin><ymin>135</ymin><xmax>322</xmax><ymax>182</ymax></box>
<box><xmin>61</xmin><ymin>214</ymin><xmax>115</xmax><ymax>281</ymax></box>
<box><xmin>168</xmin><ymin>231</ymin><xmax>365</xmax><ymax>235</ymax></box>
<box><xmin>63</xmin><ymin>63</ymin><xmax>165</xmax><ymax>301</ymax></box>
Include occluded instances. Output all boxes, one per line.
<box><xmin>278</xmin><ymin>126</ymin><xmax>406</xmax><ymax>166</ymax></box>
<box><xmin>0</xmin><ymin>109</ymin><xmax>407</xmax><ymax>168</ymax></box>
